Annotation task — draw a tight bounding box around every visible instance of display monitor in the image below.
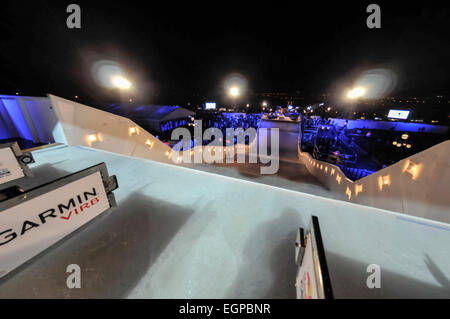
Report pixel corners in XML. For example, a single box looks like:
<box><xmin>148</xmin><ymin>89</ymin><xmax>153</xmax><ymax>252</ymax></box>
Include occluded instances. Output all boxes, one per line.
<box><xmin>387</xmin><ymin>109</ymin><xmax>410</xmax><ymax>120</ymax></box>
<box><xmin>204</xmin><ymin>102</ymin><xmax>216</xmax><ymax>110</ymax></box>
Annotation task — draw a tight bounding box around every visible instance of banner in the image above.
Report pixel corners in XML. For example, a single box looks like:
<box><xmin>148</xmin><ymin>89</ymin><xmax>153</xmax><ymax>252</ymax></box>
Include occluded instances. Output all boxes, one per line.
<box><xmin>296</xmin><ymin>233</ymin><xmax>319</xmax><ymax>299</ymax></box>
<box><xmin>0</xmin><ymin>169</ymin><xmax>112</xmax><ymax>278</ymax></box>
<box><xmin>295</xmin><ymin>216</ymin><xmax>333</xmax><ymax>299</ymax></box>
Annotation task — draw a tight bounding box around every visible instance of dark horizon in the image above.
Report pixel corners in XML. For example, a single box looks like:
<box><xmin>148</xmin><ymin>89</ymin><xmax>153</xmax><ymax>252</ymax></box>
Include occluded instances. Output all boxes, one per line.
<box><xmin>1</xmin><ymin>1</ymin><xmax>449</xmax><ymax>105</ymax></box>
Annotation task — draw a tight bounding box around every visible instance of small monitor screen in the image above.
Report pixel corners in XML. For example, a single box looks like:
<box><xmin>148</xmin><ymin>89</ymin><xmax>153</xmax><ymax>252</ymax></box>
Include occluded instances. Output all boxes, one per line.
<box><xmin>204</xmin><ymin>102</ymin><xmax>216</xmax><ymax>110</ymax></box>
<box><xmin>387</xmin><ymin>109</ymin><xmax>410</xmax><ymax>120</ymax></box>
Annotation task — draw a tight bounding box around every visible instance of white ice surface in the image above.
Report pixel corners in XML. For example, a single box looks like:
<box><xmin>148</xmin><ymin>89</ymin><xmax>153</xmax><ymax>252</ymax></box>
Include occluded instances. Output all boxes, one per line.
<box><xmin>0</xmin><ymin>144</ymin><xmax>449</xmax><ymax>298</ymax></box>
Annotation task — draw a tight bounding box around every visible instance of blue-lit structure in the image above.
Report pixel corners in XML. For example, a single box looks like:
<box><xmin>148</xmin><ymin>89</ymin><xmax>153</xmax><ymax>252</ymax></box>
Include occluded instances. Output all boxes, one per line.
<box><xmin>0</xmin><ymin>95</ymin><xmax>56</xmax><ymax>149</ymax></box>
<box><xmin>300</xmin><ymin>115</ymin><xmax>449</xmax><ymax>180</ymax></box>
<box><xmin>124</xmin><ymin>104</ymin><xmax>195</xmax><ymax>135</ymax></box>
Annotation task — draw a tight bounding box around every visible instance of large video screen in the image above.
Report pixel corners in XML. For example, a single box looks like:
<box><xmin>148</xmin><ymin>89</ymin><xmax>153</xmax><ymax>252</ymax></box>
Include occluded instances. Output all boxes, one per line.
<box><xmin>204</xmin><ymin>102</ymin><xmax>216</xmax><ymax>110</ymax></box>
<box><xmin>387</xmin><ymin>109</ymin><xmax>410</xmax><ymax>120</ymax></box>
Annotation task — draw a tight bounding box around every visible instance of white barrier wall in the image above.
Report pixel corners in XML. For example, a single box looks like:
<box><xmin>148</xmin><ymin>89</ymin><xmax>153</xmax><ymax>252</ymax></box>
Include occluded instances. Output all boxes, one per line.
<box><xmin>48</xmin><ymin>94</ymin><xmax>174</xmax><ymax>164</ymax></box>
<box><xmin>0</xmin><ymin>94</ymin><xmax>253</xmax><ymax>166</ymax></box>
<box><xmin>298</xmin><ymin>140</ymin><xmax>450</xmax><ymax>224</ymax></box>
<box><xmin>48</xmin><ymin>95</ymin><xmax>256</xmax><ymax>166</ymax></box>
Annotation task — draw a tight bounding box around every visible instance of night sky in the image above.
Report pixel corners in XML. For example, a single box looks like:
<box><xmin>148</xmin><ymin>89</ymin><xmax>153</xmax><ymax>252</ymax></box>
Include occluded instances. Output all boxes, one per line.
<box><xmin>1</xmin><ymin>1</ymin><xmax>449</xmax><ymax>105</ymax></box>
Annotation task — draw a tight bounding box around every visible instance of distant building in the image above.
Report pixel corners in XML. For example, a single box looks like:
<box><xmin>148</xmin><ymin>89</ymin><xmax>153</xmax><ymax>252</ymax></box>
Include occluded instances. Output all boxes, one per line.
<box><xmin>131</xmin><ymin>105</ymin><xmax>195</xmax><ymax>133</ymax></box>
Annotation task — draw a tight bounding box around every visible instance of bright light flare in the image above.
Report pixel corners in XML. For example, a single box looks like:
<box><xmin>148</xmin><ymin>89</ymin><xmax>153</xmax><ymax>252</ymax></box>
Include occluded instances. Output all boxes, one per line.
<box><xmin>88</xmin><ymin>134</ymin><xmax>98</xmax><ymax>143</ymax></box>
<box><xmin>354</xmin><ymin>69</ymin><xmax>397</xmax><ymax>99</ymax></box>
<box><xmin>92</xmin><ymin>60</ymin><xmax>134</xmax><ymax>90</ymax></box>
<box><xmin>347</xmin><ymin>87</ymin><xmax>366</xmax><ymax>99</ymax></box>
<box><xmin>112</xmin><ymin>76</ymin><xmax>132</xmax><ymax>89</ymax></box>
<box><xmin>86</xmin><ymin>133</ymin><xmax>103</xmax><ymax>146</ymax></box>
<box><xmin>229</xmin><ymin>87</ymin><xmax>240</xmax><ymax>97</ymax></box>
<box><xmin>223</xmin><ymin>73</ymin><xmax>247</xmax><ymax>99</ymax></box>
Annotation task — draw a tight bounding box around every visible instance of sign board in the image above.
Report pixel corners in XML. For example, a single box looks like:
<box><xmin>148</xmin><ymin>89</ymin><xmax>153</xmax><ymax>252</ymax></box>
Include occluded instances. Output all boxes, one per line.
<box><xmin>387</xmin><ymin>109</ymin><xmax>410</xmax><ymax>120</ymax></box>
<box><xmin>0</xmin><ymin>142</ymin><xmax>34</xmax><ymax>186</ymax></box>
<box><xmin>0</xmin><ymin>147</ymin><xmax>25</xmax><ymax>185</ymax></box>
<box><xmin>0</xmin><ymin>163</ymin><xmax>117</xmax><ymax>278</ymax></box>
<box><xmin>295</xmin><ymin>216</ymin><xmax>333</xmax><ymax>299</ymax></box>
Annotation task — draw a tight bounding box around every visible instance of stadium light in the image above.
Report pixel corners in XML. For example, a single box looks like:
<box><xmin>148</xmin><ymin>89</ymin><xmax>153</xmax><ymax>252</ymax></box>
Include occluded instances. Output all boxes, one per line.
<box><xmin>111</xmin><ymin>75</ymin><xmax>132</xmax><ymax>89</ymax></box>
<box><xmin>347</xmin><ymin>87</ymin><xmax>366</xmax><ymax>99</ymax></box>
<box><xmin>229</xmin><ymin>87</ymin><xmax>240</xmax><ymax>97</ymax></box>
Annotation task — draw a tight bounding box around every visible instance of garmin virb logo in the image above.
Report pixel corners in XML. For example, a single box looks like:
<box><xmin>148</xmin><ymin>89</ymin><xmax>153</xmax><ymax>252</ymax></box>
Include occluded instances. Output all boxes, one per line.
<box><xmin>0</xmin><ymin>188</ymin><xmax>100</xmax><ymax>247</ymax></box>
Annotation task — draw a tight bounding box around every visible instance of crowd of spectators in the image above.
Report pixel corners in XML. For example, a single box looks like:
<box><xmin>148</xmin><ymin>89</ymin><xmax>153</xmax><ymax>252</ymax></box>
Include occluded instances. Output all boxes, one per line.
<box><xmin>301</xmin><ymin>116</ymin><xmax>356</xmax><ymax>163</ymax></box>
<box><xmin>202</xmin><ymin>112</ymin><xmax>262</xmax><ymax>131</ymax></box>
<box><xmin>170</xmin><ymin>112</ymin><xmax>263</xmax><ymax>148</ymax></box>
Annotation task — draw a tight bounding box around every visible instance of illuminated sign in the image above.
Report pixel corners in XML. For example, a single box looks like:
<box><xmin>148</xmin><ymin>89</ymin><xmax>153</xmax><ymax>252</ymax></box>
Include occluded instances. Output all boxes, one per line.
<box><xmin>204</xmin><ymin>102</ymin><xmax>216</xmax><ymax>110</ymax></box>
<box><xmin>0</xmin><ymin>164</ymin><xmax>117</xmax><ymax>278</ymax></box>
<box><xmin>387</xmin><ymin>109</ymin><xmax>410</xmax><ymax>120</ymax></box>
